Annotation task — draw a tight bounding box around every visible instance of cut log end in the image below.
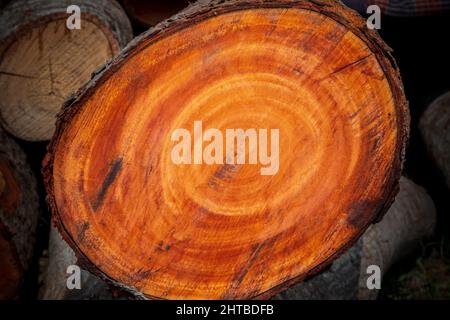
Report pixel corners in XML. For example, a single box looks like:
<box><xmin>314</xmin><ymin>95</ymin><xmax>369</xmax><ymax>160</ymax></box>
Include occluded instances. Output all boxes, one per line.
<box><xmin>44</xmin><ymin>0</ymin><xmax>408</xmax><ymax>299</ymax></box>
<box><xmin>0</xmin><ymin>0</ymin><xmax>133</xmax><ymax>141</ymax></box>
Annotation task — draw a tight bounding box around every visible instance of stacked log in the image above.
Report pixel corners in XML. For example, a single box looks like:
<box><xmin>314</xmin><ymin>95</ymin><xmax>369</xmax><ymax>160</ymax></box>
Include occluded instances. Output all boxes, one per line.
<box><xmin>43</xmin><ymin>0</ymin><xmax>409</xmax><ymax>299</ymax></box>
<box><xmin>0</xmin><ymin>0</ymin><xmax>132</xmax><ymax>141</ymax></box>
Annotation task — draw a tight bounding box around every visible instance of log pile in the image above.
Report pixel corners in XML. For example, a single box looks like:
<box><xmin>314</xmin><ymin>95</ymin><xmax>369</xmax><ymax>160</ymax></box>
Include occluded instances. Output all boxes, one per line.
<box><xmin>0</xmin><ymin>0</ymin><xmax>446</xmax><ymax>301</ymax></box>
<box><xmin>43</xmin><ymin>0</ymin><xmax>409</xmax><ymax>299</ymax></box>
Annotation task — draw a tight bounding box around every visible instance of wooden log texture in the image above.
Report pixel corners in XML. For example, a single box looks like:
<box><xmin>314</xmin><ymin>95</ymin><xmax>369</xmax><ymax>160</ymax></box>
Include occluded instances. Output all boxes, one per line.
<box><xmin>0</xmin><ymin>129</ymin><xmax>39</xmax><ymax>299</ymax></box>
<box><xmin>275</xmin><ymin>177</ymin><xmax>436</xmax><ymax>300</ymax></box>
<box><xmin>0</xmin><ymin>0</ymin><xmax>132</xmax><ymax>141</ymax></box>
<box><xmin>43</xmin><ymin>0</ymin><xmax>409</xmax><ymax>299</ymax></box>
<box><xmin>420</xmin><ymin>91</ymin><xmax>450</xmax><ymax>190</ymax></box>
<box><xmin>121</xmin><ymin>0</ymin><xmax>190</xmax><ymax>27</ymax></box>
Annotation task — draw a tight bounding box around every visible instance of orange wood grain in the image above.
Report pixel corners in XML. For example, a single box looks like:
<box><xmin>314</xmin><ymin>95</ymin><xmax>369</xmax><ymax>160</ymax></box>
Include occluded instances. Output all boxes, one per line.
<box><xmin>44</xmin><ymin>0</ymin><xmax>409</xmax><ymax>299</ymax></box>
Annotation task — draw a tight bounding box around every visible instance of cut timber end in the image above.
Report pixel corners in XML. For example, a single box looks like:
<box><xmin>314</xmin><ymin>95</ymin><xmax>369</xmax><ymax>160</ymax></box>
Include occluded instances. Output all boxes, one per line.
<box><xmin>44</xmin><ymin>0</ymin><xmax>409</xmax><ymax>299</ymax></box>
<box><xmin>0</xmin><ymin>0</ymin><xmax>132</xmax><ymax>141</ymax></box>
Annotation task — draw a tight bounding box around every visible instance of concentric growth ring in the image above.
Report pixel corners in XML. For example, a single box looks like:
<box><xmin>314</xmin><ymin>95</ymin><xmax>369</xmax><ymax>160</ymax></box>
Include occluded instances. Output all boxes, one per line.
<box><xmin>45</xmin><ymin>1</ymin><xmax>408</xmax><ymax>300</ymax></box>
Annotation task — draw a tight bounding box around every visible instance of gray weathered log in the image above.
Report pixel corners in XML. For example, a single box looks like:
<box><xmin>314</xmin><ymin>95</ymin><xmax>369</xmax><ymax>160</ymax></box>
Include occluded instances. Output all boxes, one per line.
<box><xmin>420</xmin><ymin>91</ymin><xmax>450</xmax><ymax>190</ymax></box>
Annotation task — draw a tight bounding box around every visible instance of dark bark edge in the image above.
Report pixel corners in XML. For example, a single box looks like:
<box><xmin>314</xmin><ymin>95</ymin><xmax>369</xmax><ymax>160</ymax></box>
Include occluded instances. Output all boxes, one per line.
<box><xmin>42</xmin><ymin>0</ymin><xmax>410</xmax><ymax>300</ymax></box>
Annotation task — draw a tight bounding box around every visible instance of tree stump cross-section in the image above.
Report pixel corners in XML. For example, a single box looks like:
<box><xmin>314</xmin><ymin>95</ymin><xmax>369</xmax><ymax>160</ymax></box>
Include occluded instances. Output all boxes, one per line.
<box><xmin>44</xmin><ymin>0</ymin><xmax>409</xmax><ymax>299</ymax></box>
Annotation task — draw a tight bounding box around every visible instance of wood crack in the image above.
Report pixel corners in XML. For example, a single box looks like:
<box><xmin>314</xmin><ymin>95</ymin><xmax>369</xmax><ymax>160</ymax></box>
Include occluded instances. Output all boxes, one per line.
<box><xmin>91</xmin><ymin>158</ymin><xmax>123</xmax><ymax>210</ymax></box>
<box><xmin>318</xmin><ymin>53</ymin><xmax>373</xmax><ymax>82</ymax></box>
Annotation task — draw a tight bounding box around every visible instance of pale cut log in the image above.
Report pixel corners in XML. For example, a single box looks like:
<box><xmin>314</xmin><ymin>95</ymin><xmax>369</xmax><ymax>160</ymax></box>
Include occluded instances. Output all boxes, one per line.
<box><xmin>419</xmin><ymin>91</ymin><xmax>450</xmax><ymax>190</ymax></box>
<box><xmin>0</xmin><ymin>128</ymin><xmax>39</xmax><ymax>299</ymax></box>
<box><xmin>275</xmin><ymin>177</ymin><xmax>436</xmax><ymax>300</ymax></box>
<box><xmin>39</xmin><ymin>226</ymin><xmax>113</xmax><ymax>300</ymax></box>
<box><xmin>43</xmin><ymin>0</ymin><xmax>409</xmax><ymax>299</ymax></box>
<box><xmin>0</xmin><ymin>0</ymin><xmax>132</xmax><ymax>141</ymax></box>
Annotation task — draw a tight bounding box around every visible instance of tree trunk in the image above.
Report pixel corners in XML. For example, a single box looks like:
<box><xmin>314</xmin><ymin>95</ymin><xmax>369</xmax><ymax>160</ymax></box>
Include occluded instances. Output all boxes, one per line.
<box><xmin>0</xmin><ymin>0</ymin><xmax>133</xmax><ymax>141</ymax></box>
<box><xmin>420</xmin><ymin>91</ymin><xmax>450</xmax><ymax>190</ymax></box>
<box><xmin>39</xmin><ymin>226</ymin><xmax>113</xmax><ymax>300</ymax></box>
<box><xmin>275</xmin><ymin>177</ymin><xmax>436</xmax><ymax>300</ymax></box>
<box><xmin>121</xmin><ymin>0</ymin><xmax>190</xmax><ymax>28</ymax></box>
<box><xmin>43</xmin><ymin>0</ymin><xmax>409</xmax><ymax>299</ymax></box>
<box><xmin>0</xmin><ymin>129</ymin><xmax>39</xmax><ymax>299</ymax></box>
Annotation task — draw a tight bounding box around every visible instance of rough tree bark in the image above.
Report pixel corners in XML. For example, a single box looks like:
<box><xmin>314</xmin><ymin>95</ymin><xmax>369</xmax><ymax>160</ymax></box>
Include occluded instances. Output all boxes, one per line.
<box><xmin>275</xmin><ymin>177</ymin><xmax>436</xmax><ymax>300</ymax></box>
<box><xmin>43</xmin><ymin>0</ymin><xmax>409</xmax><ymax>299</ymax></box>
<box><xmin>0</xmin><ymin>0</ymin><xmax>132</xmax><ymax>141</ymax></box>
<box><xmin>420</xmin><ymin>91</ymin><xmax>450</xmax><ymax>190</ymax></box>
<box><xmin>0</xmin><ymin>129</ymin><xmax>39</xmax><ymax>299</ymax></box>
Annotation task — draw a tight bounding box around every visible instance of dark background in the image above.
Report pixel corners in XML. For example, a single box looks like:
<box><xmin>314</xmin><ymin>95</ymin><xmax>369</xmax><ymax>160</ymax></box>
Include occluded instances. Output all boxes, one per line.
<box><xmin>377</xmin><ymin>13</ymin><xmax>450</xmax><ymax>298</ymax></box>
